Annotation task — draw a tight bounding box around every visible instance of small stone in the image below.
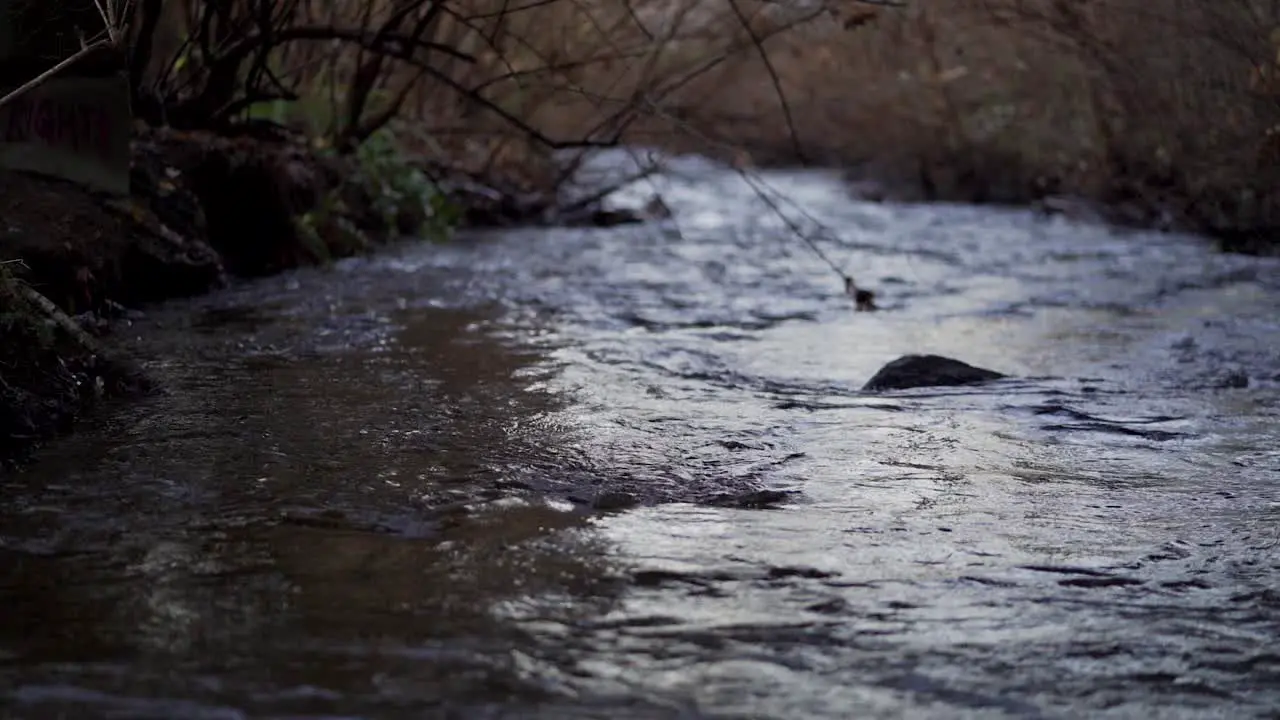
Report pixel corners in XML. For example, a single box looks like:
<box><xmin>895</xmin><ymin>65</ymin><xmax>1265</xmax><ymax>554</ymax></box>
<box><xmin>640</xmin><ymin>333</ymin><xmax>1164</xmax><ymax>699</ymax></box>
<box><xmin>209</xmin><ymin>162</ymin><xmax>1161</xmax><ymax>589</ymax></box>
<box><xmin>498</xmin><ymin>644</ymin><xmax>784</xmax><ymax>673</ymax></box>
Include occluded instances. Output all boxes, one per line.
<box><xmin>1216</xmin><ymin>369</ymin><xmax>1249</xmax><ymax>389</ymax></box>
<box><xmin>708</xmin><ymin>489</ymin><xmax>793</xmax><ymax>509</ymax></box>
<box><xmin>592</xmin><ymin>491</ymin><xmax>639</xmax><ymax>511</ymax></box>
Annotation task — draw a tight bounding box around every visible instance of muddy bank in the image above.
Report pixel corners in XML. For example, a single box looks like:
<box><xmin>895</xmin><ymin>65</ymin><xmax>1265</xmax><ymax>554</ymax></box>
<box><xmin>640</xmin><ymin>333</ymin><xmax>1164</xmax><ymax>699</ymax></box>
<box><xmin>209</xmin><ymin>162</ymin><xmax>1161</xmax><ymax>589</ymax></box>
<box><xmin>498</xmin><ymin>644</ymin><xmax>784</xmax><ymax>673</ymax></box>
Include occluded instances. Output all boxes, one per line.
<box><xmin>0</xmin><ymin>163</ymin><xmax>207</xmax><ymax>469</ymax></box>
<box><xmin>0</xmin><ymin>128</ymin><xmax>638</xmax><ymax>469</ymax></box>
<box><xmin>0</xmin><ymin>265</ymin><xmax>150</xmax><ymax>469</ymax></box>
<box><xmin>842</xmin><ymin>154</ymin><xmax>1280</xmax><ymax>256</ymax></box>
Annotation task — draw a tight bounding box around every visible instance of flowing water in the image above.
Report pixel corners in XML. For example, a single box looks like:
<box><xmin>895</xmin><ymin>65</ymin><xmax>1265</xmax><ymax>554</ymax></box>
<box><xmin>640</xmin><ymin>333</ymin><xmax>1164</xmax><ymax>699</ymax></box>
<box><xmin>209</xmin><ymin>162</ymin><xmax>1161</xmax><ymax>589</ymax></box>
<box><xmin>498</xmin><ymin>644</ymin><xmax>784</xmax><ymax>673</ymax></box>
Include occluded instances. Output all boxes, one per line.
<box><xmin>2</xmin><ymin>155</ymin><xmax>1279</xmax><ymax>719</ymax></box>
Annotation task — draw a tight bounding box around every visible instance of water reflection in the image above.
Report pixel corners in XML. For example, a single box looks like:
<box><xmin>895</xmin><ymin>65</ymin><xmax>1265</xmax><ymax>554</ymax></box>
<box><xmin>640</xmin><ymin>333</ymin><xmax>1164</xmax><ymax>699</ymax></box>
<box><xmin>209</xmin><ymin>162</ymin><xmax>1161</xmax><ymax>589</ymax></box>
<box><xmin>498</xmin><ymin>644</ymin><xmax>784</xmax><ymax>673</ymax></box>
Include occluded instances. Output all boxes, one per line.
<box><xmin>0</xmin><ymin>300</ymin><xmax>630</xmax><ymax>718</ymax></box>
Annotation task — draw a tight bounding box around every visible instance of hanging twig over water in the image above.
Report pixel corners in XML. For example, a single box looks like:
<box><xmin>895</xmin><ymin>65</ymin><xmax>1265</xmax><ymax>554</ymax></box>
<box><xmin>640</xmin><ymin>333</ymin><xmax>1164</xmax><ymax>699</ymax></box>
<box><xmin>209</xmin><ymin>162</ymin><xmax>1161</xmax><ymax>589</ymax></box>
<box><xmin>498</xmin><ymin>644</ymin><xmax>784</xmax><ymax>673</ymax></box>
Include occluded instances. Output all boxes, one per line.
<box><xmin>737</xmin><ymin>171</ymin><xmax>878</xmax><ymax>311</ymax></box>
<box><xmin>617</xmin><ymin>99</ymin><xmax>877</xmax><ymax>311</ymax></box>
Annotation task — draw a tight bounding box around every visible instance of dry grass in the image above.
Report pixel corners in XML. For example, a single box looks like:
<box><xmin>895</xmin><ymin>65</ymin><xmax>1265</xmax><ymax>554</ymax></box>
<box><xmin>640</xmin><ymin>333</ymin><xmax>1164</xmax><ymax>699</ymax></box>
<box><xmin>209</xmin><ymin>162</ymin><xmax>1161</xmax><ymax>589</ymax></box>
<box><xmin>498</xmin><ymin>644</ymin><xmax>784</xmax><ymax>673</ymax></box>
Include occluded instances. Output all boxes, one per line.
<box><xmin>110</xmin><ymin>0</ymin><xmax>1280</xmax><ymax>237</ymax></box>
<box><xmin>127</xmin><ymin>0</ymin><xmax>832</xmax><ymax>187</ymax></box>
<box><xmin>639</xmin><ymin>0</ymin><xmax>1280</xmax><ymax>229</ymax></box>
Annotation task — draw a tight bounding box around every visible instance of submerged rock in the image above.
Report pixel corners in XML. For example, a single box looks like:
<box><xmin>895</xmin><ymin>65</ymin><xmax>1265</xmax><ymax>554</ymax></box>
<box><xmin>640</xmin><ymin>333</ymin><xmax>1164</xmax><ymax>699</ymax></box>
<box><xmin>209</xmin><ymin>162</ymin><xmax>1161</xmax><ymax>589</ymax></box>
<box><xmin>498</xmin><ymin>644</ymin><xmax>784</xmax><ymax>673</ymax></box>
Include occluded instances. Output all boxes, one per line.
<box><xmin>863</xmin><ymin>354</ymin><xmax>1005</xmax><ymax>391</ymax></box>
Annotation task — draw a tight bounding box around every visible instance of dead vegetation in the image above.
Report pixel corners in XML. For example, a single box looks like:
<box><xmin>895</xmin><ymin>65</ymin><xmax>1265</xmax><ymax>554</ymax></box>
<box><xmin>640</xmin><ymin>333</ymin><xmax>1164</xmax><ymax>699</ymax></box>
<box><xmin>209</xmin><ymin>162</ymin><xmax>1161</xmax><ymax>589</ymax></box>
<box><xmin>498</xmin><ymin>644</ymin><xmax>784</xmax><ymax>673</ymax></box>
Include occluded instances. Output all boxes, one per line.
<box><xmin>112</xmin><ymin>0</ymin><xmax>1279</xmax><ymax>246</ymax></box>
<box><xmin>8</xmin><ymin>0</ymin><xmax>1280</xmax><ymax>238</ymax></box>
<box><xmin>115</xmin><ymin>0</ymin><xmax>848</xmax><ymax>197</ymax></box>
<box><xmin>646</xmin><ymin>0</ymin><xmax>1280</xmax><ymax>246</ymax></box>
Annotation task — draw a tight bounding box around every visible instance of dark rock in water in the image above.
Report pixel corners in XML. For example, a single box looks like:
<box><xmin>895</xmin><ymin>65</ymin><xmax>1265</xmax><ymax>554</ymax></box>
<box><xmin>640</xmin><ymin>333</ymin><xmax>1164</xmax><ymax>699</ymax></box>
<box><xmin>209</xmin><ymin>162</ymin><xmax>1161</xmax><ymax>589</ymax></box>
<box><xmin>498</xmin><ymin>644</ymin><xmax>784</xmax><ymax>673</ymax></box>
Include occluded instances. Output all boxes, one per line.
<box><xmin>1033</xmin><ymin>194</ymin><xmax>1107</xmax><ymax>224</ymax></box>
<box><xmin>863</xmin><ymin>354</ymin><xmax>1005</xmax><ymax>391</ymax></box>
<box><xmin>706</xmin><ymin>489</ymin><xmax>794</xmax><ymax>509</ymax></box>
<box><xmin>1209</xmin><ymin>368</ymin><xmax>1249</xmax><ymax>390</ymax></box>
<box><xmin>592</xmin><ymin>491</ymin><xmax>640</xmax><ymax>511</ymax></box>
<box><xmin>579</xmin><ymin>208</ymin><xmax>644</xmax><ymax>227</ymax></box>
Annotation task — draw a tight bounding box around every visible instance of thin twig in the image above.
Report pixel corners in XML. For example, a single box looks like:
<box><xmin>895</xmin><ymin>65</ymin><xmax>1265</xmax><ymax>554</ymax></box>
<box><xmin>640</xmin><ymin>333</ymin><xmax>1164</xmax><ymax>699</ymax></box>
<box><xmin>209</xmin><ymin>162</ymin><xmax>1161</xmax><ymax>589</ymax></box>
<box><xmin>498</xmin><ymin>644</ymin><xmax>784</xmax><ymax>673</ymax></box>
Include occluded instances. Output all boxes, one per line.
<box><xmin>0</xmin><ymin>0</ymin><xmax>133</xmax><ymax>112</ymax></box>
<box><xmin>558</xmin><ymin>165</ymin><xmax>662</xmax><ymax>215</ymax></box>
<box><xmin>0</xmin><ymin>42</ymin><xmax>114</xmax><ymax>112</ymax></box>
<box><xmin>723</xmin><ymin>0</ymin><xmax>806</xmax><ymax>164</ymax></box>
<box><xmin>631</xmin><ymin>95</ymin><xmax>873</xmax><ymax>302</ymax></box>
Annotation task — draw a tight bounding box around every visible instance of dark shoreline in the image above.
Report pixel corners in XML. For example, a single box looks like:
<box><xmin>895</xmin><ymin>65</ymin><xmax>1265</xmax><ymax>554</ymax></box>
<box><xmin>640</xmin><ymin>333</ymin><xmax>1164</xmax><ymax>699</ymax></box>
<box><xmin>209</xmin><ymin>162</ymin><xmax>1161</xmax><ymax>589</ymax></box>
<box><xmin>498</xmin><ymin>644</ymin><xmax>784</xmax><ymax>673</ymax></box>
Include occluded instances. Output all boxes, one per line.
<box><xmin>677</xmin><ymin>139</ymin><xmax>1280</xmax><ymax>258</ymax></box>
<box><xmin>0</xmin><ymin>126</ymin><xmax>642</xmax><ymax>471</ymax></box>
<box><xmin>3</xmin><ymin>136</ymin><xmax>1276</xmax><ymax>471</ymax></box>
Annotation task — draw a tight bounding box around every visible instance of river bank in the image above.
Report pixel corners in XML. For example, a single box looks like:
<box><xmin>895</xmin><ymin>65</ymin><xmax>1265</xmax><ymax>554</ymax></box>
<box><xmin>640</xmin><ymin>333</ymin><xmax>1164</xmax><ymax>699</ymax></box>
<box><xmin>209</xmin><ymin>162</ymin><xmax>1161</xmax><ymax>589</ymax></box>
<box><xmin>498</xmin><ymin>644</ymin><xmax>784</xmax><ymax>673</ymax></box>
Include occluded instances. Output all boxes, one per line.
<box><xmin>2</xmin><ymin>126</ymin><xmax>1274</xmax><ymax>469</ymax></box>
<box><xmin>659</xmin><ymin>137</ymin><xmax>1280</xmax><ymax>257</ymax></box>
<box><xmin>0</xmin><ymin>126</ymin><xmax>643</xmax><ymax>470</ymax></box>
<box><xmin>839</xmin><ymin>156</ymin><xmax>1280</xmax><ymax>258</ymax></box>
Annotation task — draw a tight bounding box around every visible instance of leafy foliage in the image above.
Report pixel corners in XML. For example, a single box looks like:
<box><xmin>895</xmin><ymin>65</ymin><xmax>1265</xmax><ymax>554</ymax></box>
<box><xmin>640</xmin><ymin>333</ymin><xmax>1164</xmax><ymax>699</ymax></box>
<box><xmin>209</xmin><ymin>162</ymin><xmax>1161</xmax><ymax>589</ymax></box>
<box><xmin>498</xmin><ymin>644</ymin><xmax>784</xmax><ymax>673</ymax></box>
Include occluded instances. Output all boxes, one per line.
<box><xmin>293</xmin><ymin>128</ymin><xmax>458</xmax><ymax>263</ymax></box>
<box><xmin>354</xmin><ymin>128</ymin><xmax>458</xmax><ymax>242</ymax></box>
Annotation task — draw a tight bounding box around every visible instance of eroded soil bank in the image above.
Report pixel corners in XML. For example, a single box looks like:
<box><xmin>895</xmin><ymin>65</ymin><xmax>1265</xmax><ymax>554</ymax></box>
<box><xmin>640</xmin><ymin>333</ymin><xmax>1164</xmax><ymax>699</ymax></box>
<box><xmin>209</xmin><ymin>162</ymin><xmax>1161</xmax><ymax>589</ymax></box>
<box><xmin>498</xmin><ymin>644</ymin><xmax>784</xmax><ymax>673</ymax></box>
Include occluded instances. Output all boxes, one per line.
<box><xmin>0</xmin><ymin>128</ymin><xmax>639</xmax><ymax>469</ymax></box>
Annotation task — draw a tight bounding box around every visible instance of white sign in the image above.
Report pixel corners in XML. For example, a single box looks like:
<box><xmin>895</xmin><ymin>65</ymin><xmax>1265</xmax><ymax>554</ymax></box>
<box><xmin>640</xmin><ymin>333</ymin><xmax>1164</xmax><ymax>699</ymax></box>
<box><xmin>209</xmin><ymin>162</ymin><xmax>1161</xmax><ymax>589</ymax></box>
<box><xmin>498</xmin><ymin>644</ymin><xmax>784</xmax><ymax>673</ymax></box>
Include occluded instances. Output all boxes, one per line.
<box><xmin>0</xmin><ymin>73</ymin><xmax>131</xmax><ymax>195</ymax></box>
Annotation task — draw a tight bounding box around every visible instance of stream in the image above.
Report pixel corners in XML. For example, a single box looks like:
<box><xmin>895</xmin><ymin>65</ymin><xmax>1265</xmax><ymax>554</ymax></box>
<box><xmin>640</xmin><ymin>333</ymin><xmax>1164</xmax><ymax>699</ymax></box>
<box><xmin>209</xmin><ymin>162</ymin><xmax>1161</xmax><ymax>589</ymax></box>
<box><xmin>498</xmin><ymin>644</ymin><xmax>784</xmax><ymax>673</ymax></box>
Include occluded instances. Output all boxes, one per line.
<box><xmin>2</xmin><ymin>154</ymin><xmax>1279</xmax><ymax>719</ymax></box>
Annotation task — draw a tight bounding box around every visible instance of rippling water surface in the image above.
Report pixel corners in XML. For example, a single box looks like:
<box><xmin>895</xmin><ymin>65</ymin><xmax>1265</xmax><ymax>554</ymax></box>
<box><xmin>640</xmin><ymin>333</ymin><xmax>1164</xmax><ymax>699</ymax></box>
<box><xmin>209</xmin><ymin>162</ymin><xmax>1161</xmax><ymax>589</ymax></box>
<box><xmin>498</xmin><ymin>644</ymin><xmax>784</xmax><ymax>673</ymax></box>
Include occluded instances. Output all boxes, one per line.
<box><xmin>3</xmin><ymin>154</ymin><xmax>1279</xmax><ymax>719</ymax></box>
